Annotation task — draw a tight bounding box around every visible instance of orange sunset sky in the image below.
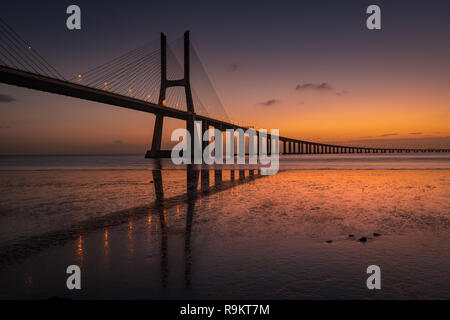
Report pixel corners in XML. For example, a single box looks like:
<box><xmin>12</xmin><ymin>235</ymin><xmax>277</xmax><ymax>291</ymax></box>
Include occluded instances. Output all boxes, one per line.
<box><xmin>0</xmin><ymin>0</ymin><xmax>449</xmax><ymax>154</ymax></box>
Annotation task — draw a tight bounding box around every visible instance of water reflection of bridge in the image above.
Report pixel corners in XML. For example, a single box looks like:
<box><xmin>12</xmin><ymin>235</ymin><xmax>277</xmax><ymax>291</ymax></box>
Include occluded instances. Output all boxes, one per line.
<box><xmin>152</xmin><ymin>165</ymin><xmax>264</xmax><ymax>288</ymax></box>
<box><xmin>0</xmin><ymin>165</ymin><xmax>265</xmax><ymax>290</ymax></box>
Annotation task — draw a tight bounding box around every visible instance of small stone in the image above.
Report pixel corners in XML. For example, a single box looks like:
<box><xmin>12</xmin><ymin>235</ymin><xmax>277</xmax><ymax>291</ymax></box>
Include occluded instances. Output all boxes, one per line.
<box><xmin>325</xmin><ymin>240</ymin><xmax>333</xmax><ymax>243</ymax></box>
<box><xmin>149</xmin><ymin>180</ymin><xmax>154</xmax><ymax>183</ymax></box>
<box><xmin>373</xmin><ymin>232</ymin><xmax>380</xmax><ymax>237</ymax></box>
<box><xmin>358</xmin><ymin>237</ymin><xmax>367</xmax><ymax>243</ymax></box>
<box><xmin>348</xmin><ymin>234</ymin><xmax>354</xmax><ymax>237</ymax></box>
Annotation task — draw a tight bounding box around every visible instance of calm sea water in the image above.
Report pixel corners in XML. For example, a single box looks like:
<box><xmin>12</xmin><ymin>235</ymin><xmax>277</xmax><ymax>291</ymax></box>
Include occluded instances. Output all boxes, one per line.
<box><xmin>0</xmin><ymin>153</ymin><xmax>449</xmax><ymax>170</ymax></box>
<box><xmin>0</xmin><ymin>154</ymin><xmax>449</xmax><ymax>299</ymax></box>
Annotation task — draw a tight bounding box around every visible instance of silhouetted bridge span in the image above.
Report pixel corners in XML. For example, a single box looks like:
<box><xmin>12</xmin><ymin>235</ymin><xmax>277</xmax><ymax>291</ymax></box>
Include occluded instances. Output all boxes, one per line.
<box><xmin>0</xmin><ymin>22</ymin><xmax>448</xmax><ymax>155</ymax></box>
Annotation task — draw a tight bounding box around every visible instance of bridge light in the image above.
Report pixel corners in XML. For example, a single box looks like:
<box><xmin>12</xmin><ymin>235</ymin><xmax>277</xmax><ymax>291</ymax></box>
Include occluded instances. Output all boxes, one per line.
<box><xmin>128</xmin><ymin>89</ymin><xmax>132</xmax><ymax>93</ymax></box>
<box><xmin>162</xmin><ymin>99</ymin><xmax>166</xmax><ymax>106</ymax></box>
<box><xmin>27</xmin><ymin>45</ymin><xmax>32</xmax><ymax>50</ymax></box>
<box><xmin>104</xmin><ymin>82</ymin><xmax>108</xmax><ymax>85</ymax></box>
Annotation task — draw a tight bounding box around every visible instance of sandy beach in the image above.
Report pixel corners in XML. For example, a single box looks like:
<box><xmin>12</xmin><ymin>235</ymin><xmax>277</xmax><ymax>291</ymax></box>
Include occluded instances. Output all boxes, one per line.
<box><xmin>0</xmin><ymin>161</ymin><xmax>449</xmax><ymax>299</ymax></box>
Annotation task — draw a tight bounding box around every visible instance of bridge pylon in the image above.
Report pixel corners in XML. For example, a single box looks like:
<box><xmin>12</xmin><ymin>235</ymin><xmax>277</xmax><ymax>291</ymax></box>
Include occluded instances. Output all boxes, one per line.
<box><xmin>146</xmin><ymin>31</ymin><xmax>195</xmax><ymax>158</ymax></box>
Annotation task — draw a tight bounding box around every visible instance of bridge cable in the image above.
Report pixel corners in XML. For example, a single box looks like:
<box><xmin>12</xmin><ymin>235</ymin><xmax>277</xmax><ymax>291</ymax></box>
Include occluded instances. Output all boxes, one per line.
<box><xmin>0</xmin><ymin>18</ymin><xmax>65</xmax><ymax>80</ymax></box>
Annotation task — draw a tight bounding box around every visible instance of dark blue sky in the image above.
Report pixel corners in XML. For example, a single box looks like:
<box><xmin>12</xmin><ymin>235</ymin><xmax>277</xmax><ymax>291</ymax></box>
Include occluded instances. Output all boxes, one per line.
<box><xmin>2</xmin><ymin>0</ymin><xmax>449</xmax><ymax>76</ymax></box>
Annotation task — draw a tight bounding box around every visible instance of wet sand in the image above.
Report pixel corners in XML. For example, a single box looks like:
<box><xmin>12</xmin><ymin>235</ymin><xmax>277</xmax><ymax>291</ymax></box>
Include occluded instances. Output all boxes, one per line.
<box><xmin>0</xmin><ymin>169</ymin><xmax>449</xmax><ymax>299</ymax></box>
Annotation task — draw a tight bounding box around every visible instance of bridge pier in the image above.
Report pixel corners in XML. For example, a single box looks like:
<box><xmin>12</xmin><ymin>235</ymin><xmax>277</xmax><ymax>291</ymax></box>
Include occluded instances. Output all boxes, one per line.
<box><xmin>146</xmin><ymin>114</ymin><xmax>166</xmax><ymax>158</ymax></box>
<box><xmin>146</xmin><ymin>31</ymin><xmax>197</xmax><ymax>159</ymax></box>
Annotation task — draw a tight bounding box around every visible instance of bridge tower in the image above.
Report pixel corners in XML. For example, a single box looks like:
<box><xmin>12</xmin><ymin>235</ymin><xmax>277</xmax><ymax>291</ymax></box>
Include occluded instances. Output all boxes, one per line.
<box><xmin>146</xmin><ymin>31</ymin><xmax>195</xmax><ymax>158</ymax></box>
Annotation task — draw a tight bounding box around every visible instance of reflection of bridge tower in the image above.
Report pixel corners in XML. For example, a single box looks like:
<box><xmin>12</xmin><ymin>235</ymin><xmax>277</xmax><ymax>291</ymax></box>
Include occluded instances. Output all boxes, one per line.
<box><xmin>146</xmin><ymin>31</ymin><xmax>195</xmax><ymax>158</ymax></box>
<box><xmin>151</xmin><ymin>166</ymin><xmax>261</xmax><ymax>288</ymax></box>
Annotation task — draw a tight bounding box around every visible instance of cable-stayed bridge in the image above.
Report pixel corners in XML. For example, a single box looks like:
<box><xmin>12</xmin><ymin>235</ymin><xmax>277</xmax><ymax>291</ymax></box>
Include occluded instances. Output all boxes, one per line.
<box><xmin>0</xmin><ymin>19</ymin><xmax>448</xmax><ymax>156</ymax></box>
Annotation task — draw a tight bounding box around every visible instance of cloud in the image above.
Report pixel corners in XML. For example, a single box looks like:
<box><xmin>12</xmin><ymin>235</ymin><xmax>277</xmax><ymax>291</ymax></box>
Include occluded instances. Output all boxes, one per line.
<box><xmin>295</xmin><ymin>82</ymin><xmax>332</xmax><ymax>91</ymax></box>
<box><xmin>227</xmin><ymin>63</ymin><xmax>239</xmax><ymax>72</ymax></box>
<box><xmin>259</xmin><ymin>99</ymin><xmax>279</xmax><ymax>106</ymax></box>
<box><xmin>360</xmin><ymin>136</ymin><xmax>373</xmax><ymax>139</ymax></box>
<box><xmin>336</xmin><ymin>90</ymin><xmax>349</xmax><ymax>96</ymax></box>
<box><xmin>379</xmin><ymin>133</ymin><xmax>398</xmax><ymax>137</ymax></box>
<box><xmin>113</xmin><ymin>140</ymin><xmax>124</xmax><ymax>145</ymax></box>
<box><xmin>0</xmin><ymin>94</ymin><xmax>16</xmax><ymax>103</ymax></box>
<box><xmin>409</xmin><ymin>132</ymin><xmax>422</xmax><ymax>135</ymax></box>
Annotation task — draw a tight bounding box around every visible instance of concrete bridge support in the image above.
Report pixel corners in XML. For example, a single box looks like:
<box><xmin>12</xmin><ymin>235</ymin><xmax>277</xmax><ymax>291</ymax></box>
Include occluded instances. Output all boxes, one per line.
<box><xmin>147</xmin><ymin>31</ymin><xmax>196</xmax><ymax>159</ymax></box>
